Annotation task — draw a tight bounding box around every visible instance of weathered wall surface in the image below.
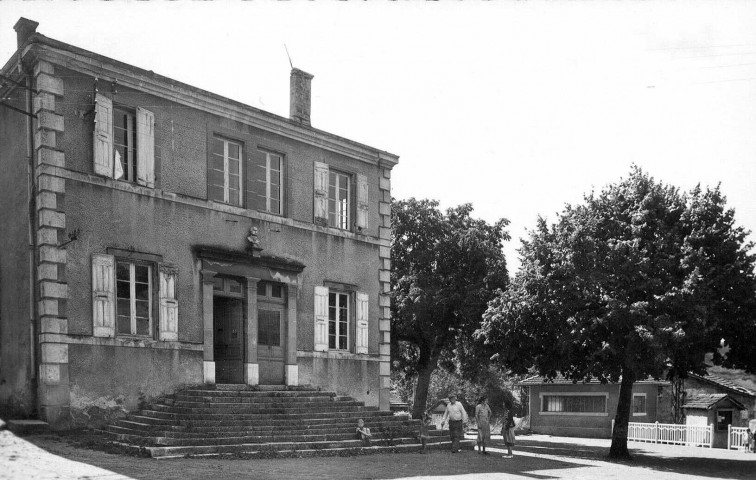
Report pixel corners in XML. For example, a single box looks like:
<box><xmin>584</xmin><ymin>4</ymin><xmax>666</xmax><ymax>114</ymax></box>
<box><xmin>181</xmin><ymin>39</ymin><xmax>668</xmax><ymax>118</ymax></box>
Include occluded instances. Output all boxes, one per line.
<box><xmin>0</xmin><ymin>96</ymin><xmax>34</xmax><ymax>418</ymax></box>
<box><xmin>298</xmin><ymin>355</ymin><xmax>381</xmax><ymax>407</ymax></box>
<box><xmin>684</xmin><ymin>377</ymin><xmax>755</xmax><ymax>428</ymax></box>
<box><xmin>67</xmin><ymin>344</ymin><xmax>202</xmax><ymax>426</ymax></box>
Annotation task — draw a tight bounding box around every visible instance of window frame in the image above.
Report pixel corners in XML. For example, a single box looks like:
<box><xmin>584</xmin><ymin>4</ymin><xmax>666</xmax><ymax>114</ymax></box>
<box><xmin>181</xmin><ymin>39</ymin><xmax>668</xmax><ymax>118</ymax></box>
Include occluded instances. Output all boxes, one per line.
<box><xmin>632</xmin><ymin>393</ymin><xmax>647</xmax><ymax>416</ymax></box>
<box><xmin>113</xmin><ymin>105</ymin><xmax>137</xmax><ymax>183</ymax></box>
<box><xmin>539</xmin><ymin>392</ymin><xmax>609</xmax><ymax>416</ymax></box>
<box><xmin>254</xmin><ymin>149</ymin><xmax>285</xmax><ymax>216</ymax></box>
<box><xmin>327</xmin><ymin>290</ymin><xmax>351</xmax><ymax>351</ymax></box>
<box><xmin>213</xmin><ymin>275</ymin><xmax>245</xmax><ymax>298</ymax></box>
<box><xmin>115</xmin><ymin>259</ymin><xmax>154</xmax><ymax>338</ymax></box>
<box><xmin>327</xmin><ymin>169</ymin><xmax>351</xmax><ymax>230</ymax></box>
<box><xmin>208</xmin><ymin>135</ymin><xmax>244</xmax><ymax>207</ymax></box>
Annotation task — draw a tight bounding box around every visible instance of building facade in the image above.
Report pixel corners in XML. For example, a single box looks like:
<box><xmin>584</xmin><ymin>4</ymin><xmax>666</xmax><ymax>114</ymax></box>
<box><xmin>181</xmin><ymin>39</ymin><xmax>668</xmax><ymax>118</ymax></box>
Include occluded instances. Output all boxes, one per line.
<box><xmin>520</xmin><ymin>375</ymin><xmax>672</xmax><ymax>438</ymax></box>
<box><xmin>0</xmin><ymin>18</ymin><xmax>398</xmax><ymax>428</ymax></box>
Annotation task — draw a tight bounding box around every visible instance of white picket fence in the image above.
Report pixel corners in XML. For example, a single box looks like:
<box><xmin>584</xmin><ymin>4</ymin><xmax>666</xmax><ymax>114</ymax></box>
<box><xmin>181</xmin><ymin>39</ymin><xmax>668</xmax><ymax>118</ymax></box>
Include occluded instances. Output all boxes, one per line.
<box><xmin>613</xmin><ymin>420</ymin><xmax>713</xmax><ymax>448</ymax></box>
<box><xmin>727</xmin><ymin>425</ymin><xmax>750</xmax><ymax>451</ymax></box>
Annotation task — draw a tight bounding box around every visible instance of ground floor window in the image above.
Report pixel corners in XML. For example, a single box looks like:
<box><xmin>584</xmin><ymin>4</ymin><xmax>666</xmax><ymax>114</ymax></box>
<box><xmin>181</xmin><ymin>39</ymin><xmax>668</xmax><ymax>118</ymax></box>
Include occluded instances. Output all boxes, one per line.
<box><xmin>328</xmin><ymin>291</ymin><xmax>349</xmax><ymax>350</ymax></box>
<box><xmin>632</xmin><ymin>393</ymin><xmax>647</xmax><ymax>416</ymax></box>
<box><xmin>116</xmin><ymin>261</ymin><xmax>152</xmax><ymax>336</ymax></box>
<box><xmin>541</xmin><ymin>394</ymin><xmax>607</xmax><ymax>414</ymax></box>
<box><xmin>716</xmin><ymin>410</ymin><xmax>733</xmax><ymax>431</ymax></box>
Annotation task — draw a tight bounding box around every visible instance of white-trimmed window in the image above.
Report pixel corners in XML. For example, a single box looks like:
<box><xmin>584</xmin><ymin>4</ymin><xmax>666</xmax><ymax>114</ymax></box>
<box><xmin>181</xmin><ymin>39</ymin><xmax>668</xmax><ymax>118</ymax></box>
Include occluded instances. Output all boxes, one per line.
<box><xmin>93</xmin><ymin>93</ymin><xmax>155</xmax><ymax>187</ymax></box>
<box><xmin>113</xmin><ymin>106</ymin><xmax>137</xmax><ymax>182</ymax></box>
<box><xmin>632</xmin><ymin>393</ymin><xmax>647</xmax><ymax>416</ymax></box>
<box><xmin>249</xmin><ymin>150</ymin><xmax>283</xmax><ymax>215</ymax></box>
<box><xmin>540</xmin><ymin>393</ymin><xmax>608</xmax><ymax>415</ymax></box>
<box><xmin>328</xmin><ymin>291</ymin><xmax>350</xmax><ymax>350</ymax></box>
<box><xmin>328</xmin><ymin>170</ymin><xmax>351</xmax><ymax>230</ymax></box>
<box><xmin>116</xmin><ymin>261</ymin><xmax>152</xmax><ymax>336</ymax></box>
<box><xmin>314</xmin><ymin>286</ymin><xmax>368</xmax><ymax>353</ymax></box>
<box><xmin>208</xmin><ymin>136</ymin><xmax>243</xmax><ymax>206</ymax></box>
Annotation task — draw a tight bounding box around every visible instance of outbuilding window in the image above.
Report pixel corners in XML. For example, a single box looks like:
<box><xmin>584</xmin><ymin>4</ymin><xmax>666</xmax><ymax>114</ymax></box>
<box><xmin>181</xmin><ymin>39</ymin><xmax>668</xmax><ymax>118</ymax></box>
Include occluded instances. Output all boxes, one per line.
<box><xmin>540</xmin><ymin>394</ymin><xmax>608</xmax><ymax>415</ymax></box>
<box><xmin>632</xmin><ymin>393</ymin><xmax>647</xmax><ymax>416</ymax></box>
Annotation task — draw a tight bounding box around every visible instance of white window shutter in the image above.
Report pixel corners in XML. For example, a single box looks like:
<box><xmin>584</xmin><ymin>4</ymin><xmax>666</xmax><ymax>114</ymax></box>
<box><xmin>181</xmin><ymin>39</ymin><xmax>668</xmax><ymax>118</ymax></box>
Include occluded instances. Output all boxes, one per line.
<box><xmin>314</xmin><ymin>286</ymin><xmax>329</xmax><ymax>352</ymax></box>
<box><xmin>93</xmin><ymin>93</ymin><xmax>114</xmax><ymax>177</ymax></box>
<box><xmin>158</xmin><ymin>265</ymin><xmax>178</xmax><ymax>341</ymax></box>
<box><xmin>313</xmin><ymin>161</ymin><xmax>329</xmax><ymax>225</ymax></box>
<box><xmin>136</xmin><ymin>107</ymin><xmax>155</xmax><ymax>188</ymax></box>
<box><xmin>356</xmin><ymin>174</ymin><xmax>369</xmax><ymax>230</ymax></box>
<box><xmin>92</xmin><ymin>254</ymin><xmax>115</xmax><ymax>337</ymax></box>
<box><xmin>355</xmin><ymin>291</ymin><xmax>369</xmax><ymax>354</ymax></box>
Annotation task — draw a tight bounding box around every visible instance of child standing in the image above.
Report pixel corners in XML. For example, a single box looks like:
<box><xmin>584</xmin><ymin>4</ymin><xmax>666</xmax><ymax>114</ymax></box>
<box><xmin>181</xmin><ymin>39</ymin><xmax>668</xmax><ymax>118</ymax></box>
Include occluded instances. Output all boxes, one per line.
<box><xmin>418</xmin><ymin>412</ymin><xmax>431</xmax><ymax>452</ymax></box>
<box><xmin>356</xmin><ymin>418</ymin><xmax>372</xmax><ymax>446</ymax></box>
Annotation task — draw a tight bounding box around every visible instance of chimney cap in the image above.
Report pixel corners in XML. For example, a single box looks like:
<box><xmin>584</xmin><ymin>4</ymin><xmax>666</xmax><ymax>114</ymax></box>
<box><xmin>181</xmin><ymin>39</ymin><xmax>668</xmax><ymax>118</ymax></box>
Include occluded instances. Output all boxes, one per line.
<box><xmin>291</xmin><ymin>67</ymin><xmax>314</xmax><ymax>80</ymax></box>
<box><xmin>14</xmin><ymin>18</ymin><xmax>39</xmax><ymax>48</ymax></box>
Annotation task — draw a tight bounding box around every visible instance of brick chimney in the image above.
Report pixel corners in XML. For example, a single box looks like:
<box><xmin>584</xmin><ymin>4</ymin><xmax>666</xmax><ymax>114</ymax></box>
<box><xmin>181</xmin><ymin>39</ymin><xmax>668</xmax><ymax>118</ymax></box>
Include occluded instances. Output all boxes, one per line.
<box><xmin>14</xmin><ymin>18</ymin><xmax>39</xmax><ymax>49</ymax></box>
<box><xmin>289</xmin><ymin>68</ymin><xmax>314</xmax><ymax>126</ymax></box>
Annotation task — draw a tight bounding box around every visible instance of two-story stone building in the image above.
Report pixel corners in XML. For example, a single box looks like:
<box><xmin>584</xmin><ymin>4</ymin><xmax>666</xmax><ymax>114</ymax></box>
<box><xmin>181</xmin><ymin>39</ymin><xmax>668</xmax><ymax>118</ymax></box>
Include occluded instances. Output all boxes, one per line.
<box><xmin>0</xmin><ymin>18</ymin><xmax>398</xmax><ymax>428</ymax></box>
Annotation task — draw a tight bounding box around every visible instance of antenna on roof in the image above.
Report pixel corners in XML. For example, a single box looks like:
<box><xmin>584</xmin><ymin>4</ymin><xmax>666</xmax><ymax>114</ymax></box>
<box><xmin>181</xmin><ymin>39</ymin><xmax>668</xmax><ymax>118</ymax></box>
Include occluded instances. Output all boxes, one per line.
<box><xmin>284</xmin><ymin>44</ymin><xmax>294</xmax><ymax>69</ymax></box>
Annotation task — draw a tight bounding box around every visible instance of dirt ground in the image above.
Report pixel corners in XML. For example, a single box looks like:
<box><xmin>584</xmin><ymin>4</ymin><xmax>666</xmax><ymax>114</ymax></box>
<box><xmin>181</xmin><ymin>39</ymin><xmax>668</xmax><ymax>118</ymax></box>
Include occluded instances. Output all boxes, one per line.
<box><xmin>1</xmin><ymin>430</ymin><xmax>754</xmax><ymax>480</ymax></box>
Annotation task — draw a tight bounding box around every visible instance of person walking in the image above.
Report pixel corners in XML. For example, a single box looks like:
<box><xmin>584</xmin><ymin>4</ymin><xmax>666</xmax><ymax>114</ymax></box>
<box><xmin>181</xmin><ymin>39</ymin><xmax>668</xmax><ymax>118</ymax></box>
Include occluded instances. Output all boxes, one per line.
<box><xmin>502</xmin><ymin>398</ymin><xmax>516</xmax><ymax>458</ymax></box>
<box><xmin>441</xmin><ymin>393</ymin><xmax>468</xmax><ymax>453</ymax></box>
<box><xmin>475</xmin><ymin>396</ymin><xmax>492</xmax><ymax>454</ymax></box>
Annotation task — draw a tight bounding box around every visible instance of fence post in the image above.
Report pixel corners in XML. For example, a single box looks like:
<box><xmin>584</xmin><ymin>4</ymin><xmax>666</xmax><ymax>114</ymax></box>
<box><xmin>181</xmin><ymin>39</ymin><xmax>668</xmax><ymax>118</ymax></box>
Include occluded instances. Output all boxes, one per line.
<box><xmin>727</xmin><ymin>424</ymin><xmax>731</xmax><ymax>450</ymax></box>
<box><xmin>709</xmin><ymin>423</ymin><xmax>714</xmax><ymax>448</ymax></box>
<box><xmin>655</xmin><ymin>421</ymin><xmax>659</xmax><ymax>444</ymax></box>
<box><xmin>611</xmin><ymin>419</ymin><xmax>614</xmax><ymax>436</ymax></box>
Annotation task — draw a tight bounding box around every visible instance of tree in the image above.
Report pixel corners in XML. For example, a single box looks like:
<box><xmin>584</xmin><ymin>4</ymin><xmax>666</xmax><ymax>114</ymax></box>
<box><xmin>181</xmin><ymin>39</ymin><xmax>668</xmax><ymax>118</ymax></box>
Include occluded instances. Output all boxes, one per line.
<box><xmin>477</xmin><ymin>167</ymin><xmax>756</xmax><ymax>459</ymax></box>
<box><xmin>391</xmin><ymin>198</ymin><xmax>510</xmax><ymax>419</ymax></box>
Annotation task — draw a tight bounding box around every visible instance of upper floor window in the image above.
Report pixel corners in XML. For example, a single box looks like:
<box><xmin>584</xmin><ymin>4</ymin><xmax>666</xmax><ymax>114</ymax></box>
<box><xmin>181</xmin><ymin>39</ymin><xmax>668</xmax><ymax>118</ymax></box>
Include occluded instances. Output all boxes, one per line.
<box><xmin>328</xmin><ymin>171</ymin><xmax>351</xmax><ymax>230</ymax></box>
<box><xmin>208</xmin><ymin>136</ymin><xmax>242</xmax><ymax>206</ymax></box>
<box><xmin>116</xmin><ymin>261</ymin><xmax>152</xmax><ymax>336</ymax></box>
<box><xmin>93</xmin><ymin>93</ymin><xmax>155</xmax><ymax>187</ymax></box>
<box><xmin>249</xmin><ymin>150</ymin><xmax>283</xmax><ymax>215</ymax></box>
<box><xmin>113</xmin><ymin>107</ymin><xmax>137</xmax><ymax>182</ymax></box>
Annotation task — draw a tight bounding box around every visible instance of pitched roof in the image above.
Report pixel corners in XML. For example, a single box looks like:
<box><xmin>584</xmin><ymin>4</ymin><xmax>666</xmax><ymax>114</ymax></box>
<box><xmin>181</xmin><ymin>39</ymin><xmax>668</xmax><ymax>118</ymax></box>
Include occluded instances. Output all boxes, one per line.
<box><xmin>518</xmin><ymin>374</ymin><xmax>668</xmax><ymax>386</ymax></box>
<box><xmin>688</xmin><ymin>373</ymin><xmax>756</xmax><ymax>398</ymax></box>
<box><xmin>682</xmin><ymin>393</ymin><xmax>746</xmax><ymax>410</ymax></box>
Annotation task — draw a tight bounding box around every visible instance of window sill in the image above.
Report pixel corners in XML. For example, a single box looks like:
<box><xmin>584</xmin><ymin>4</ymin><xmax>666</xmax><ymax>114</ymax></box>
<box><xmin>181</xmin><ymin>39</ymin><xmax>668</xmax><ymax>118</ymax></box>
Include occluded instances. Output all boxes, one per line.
<box><xmin>38</xmin><ymin>333</ymin><xmax>203</xmax><ymax>351</ymax></box>
<box><xmin>297</xmin><ymin>350</ymin><xmax>380</xmax><ymax>362</ymax></box>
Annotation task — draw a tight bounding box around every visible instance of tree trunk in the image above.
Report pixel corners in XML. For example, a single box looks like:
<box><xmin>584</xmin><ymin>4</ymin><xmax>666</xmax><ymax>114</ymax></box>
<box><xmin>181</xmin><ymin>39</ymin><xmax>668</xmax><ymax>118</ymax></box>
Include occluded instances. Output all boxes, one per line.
<box><xmin>608</xmin><ymin>369</ymin><xmax>636</xmax><ymax>460</ymax></box>
<box><xmin>411</xmin><ymin>349</ymin><xmax>438</xmax><ymax>419</ymax></box>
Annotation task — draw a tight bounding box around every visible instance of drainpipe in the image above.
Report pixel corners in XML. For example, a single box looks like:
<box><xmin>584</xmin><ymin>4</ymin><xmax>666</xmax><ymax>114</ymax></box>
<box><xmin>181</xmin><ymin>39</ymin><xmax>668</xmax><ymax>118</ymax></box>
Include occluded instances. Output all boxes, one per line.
<box><xmin>23</xmin><ymin>59</ymin><xmax>38</xmax><ymax>416</ymax></box>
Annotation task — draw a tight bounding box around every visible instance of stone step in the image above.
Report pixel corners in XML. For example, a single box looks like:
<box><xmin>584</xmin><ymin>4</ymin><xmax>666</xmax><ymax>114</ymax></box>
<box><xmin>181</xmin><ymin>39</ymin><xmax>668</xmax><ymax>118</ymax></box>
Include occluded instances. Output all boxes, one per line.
<box><xmin>138</xmin><ymin>409</ymin><xmax>395</xmax><ymax>421</ymax></box>
<box><xmin>114</xmin><ymin>435</ymin><xmax>475</xmax><ymax>458</ymax></box>
<box><xmin>173</xmin><ymin>395</ymin><xmax>342</xmax><ymax>404</ymax></box>
<box><xmin>190</xmin><ymin>384</ymin><xmax>320</xmax><ymax>392</ymax></box>
<box><xmin>113</xmin><ymin>438</ymin><xmax>476</xmax><ymax>459</ymax></box>
<box><xmin>180</xmin><ymin>389</ymin><xmax>335</xmax><ymax>398</ymax></box>
<box><xmin>119</xmin><ymin>415</ymin><xmax>414</xmax><ymax>431</ymax></box>
<box><xmin>105</xmin><ymin>419</ymin><xmax>427</xmax><ymax>438</ymax></box>
<box><xmin>151</xmin><ymin>403</ymin><xmax>373</xmax><ymax>414</ymax></box>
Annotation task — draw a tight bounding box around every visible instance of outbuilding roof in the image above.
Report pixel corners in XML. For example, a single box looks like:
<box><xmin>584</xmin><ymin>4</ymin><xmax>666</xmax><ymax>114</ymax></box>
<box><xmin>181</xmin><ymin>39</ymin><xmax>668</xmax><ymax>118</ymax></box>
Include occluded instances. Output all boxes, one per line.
<box><xmin>688</xmin><ymin>373</ymin><xmax>756</xmax><ymax>398</ymax></box>
<box><xmin>518</xmin><ymin>374</ymin><xmax>668</xmax><ymax>386</ymax></box>
<box><xmin>682</xmin><ymin>393</ymin><xmax>746</xmax><ymax>410</ymax></box>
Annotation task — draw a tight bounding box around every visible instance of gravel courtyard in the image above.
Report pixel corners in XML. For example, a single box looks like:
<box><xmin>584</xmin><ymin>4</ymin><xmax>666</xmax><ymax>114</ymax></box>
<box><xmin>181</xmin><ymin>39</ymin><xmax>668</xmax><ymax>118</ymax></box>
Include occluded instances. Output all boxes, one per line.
<box><xmin>1</xmin><ymin>430</ymin><xmax>754</xmax><ymax>480</ymax></box>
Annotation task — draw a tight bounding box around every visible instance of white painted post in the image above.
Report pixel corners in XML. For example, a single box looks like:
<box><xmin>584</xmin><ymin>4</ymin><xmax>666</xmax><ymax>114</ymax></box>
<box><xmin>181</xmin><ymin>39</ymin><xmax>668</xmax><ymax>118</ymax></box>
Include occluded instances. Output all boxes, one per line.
<box><xmin>611</xmin><ymin>419</ymin><xmax>614</xmax><ymax>436</ymax></box>
<box><xmin>709</xmin><ymin>423</ymin><xmax>714</xmax><ymax>448</ymax></box>
<box><xmin>727</xmin><ymin>424</ymin><xmax>732</xmax><ymax>450</ymax></box>
<box><xmin>655</xmin><ymin>421</ymin><xmax>659</xmax><ymax>444</ymax></box>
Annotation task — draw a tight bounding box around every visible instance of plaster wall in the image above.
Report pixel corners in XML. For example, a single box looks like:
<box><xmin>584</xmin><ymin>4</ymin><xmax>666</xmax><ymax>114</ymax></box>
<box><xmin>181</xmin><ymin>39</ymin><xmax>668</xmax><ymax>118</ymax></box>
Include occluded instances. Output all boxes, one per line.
<box><xmin>0</xmin><ymin>99</ymin><xmax>34</xmax><ymax>417</ymax></box>
<box><xmin>298</xmin><ymin>355</ymin><xmax>380</xmax><ymax>407</ymax></box>
<box><xmin>684</xmin><ymin>377</ymin><xmax>755</xmax><ymax>426</ymax></box>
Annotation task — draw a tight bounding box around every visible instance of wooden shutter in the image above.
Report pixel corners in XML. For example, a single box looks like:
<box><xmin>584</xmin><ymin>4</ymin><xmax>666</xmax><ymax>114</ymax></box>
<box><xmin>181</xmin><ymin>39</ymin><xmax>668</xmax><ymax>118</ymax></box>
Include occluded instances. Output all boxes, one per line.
<box><xmin>93</xmin><ymin>93</ymin><xmax>113</xmax><ymax>177</ymax></box>
<box><xmin>314</xmin><ymin>286</ymin><xmax>329</xmax><ymax>352</ymax></box>
<box><xmin>158</xmin><ymin>265</ymin><xmax>178</xmax><ymax>341</ymax></box>
<box><xmin>313</xmin><ymin>161</ymin><xmax>329</xmax><ymax>226</ymax></box>
<box><xmin>356</xmin><ymin>174</ymin><xmax>369</xmax><ymax>230</ymax></box>
<box><xmin>246</xmin><ymin>149</ymin><xmax>267</xmax><ymax>211</ymax></box>
<box><xmin>355</xmin><ymin>291</ymin><xmax>369</xmax><ymax>354</ymax></box>
<box><xmin>92</xmin><ymin>254</ymin><xmax>115</xmax><ymax>337</ymax></box>
<box><xmin>136</xmin><ymin>107</ymin><xmax>155</xmax><ymax>187</ymax></box>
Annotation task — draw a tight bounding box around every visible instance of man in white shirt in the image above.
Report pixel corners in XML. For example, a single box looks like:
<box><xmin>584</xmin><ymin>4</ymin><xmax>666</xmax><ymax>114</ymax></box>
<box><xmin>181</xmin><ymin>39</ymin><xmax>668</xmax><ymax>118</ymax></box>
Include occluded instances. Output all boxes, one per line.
<box><xmin>441</xmin><ymin>393</ymin><xmax>468</xmax><ymax>452</ymax></box>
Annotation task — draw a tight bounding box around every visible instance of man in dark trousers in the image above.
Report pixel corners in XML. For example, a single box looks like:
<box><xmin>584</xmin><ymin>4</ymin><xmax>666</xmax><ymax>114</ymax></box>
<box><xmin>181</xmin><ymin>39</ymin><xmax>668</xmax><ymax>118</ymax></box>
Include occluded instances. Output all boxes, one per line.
<box><xmin>441</xmin><ymin>393</ymin><xmax>468</xmax><ymax>452</ymax></box>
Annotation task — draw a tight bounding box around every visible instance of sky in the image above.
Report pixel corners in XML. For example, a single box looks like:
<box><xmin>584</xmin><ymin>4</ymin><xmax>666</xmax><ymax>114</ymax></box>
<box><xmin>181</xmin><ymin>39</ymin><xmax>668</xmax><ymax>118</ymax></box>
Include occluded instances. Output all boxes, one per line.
<box><xmin>2</xmin><ymin>1</ymin><xmax>755</xmax><ymax>273</ymax></box>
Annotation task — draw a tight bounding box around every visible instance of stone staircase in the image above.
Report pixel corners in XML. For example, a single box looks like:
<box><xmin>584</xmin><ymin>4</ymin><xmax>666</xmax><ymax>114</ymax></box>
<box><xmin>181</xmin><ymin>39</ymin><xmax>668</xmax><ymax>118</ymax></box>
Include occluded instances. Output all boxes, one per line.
<box><xmin>102</xmin><ymin>384</ymin><xmax>471</xmax><ymax>458</ymax></box>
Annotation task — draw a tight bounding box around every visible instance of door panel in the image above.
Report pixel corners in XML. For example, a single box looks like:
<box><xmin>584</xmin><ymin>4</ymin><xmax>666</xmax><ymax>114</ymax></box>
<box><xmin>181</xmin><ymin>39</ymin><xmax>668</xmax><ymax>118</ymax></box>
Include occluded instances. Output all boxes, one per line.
<box><xmin>213</xmin><ymin>296</ymin><xmax>244</xmax><ymax>384</ymax></box>
<box><xmin>258</xmin><ymin>306</ymin><xmax>285</xmax><ymax>384</ymax></box>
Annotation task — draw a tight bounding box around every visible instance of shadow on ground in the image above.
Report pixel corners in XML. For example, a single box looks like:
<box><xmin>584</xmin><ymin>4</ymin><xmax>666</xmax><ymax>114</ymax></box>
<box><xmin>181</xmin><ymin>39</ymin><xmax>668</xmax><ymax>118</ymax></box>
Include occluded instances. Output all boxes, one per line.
<box><xmin>19</xmin><ymin>431</ymin><xmax>756</xmax><ymax>480</ymax></box>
